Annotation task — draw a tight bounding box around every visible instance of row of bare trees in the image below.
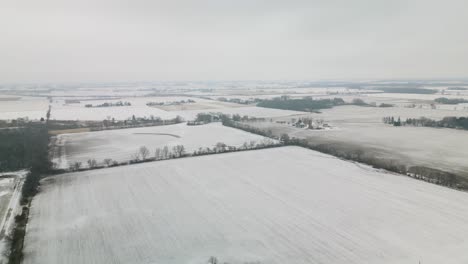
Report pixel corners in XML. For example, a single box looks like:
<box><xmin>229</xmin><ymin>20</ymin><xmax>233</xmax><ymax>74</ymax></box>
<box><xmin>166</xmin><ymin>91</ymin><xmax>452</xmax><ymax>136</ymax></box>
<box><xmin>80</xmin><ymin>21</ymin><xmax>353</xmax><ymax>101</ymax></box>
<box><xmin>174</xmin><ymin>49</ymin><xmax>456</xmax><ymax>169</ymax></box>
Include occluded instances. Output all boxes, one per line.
<box><xmin>131</xmin><ymin>145</ymin><xmax>185</xmax><ymax>163</ymax></box>
<box><xmin>69</xmin><ymin>158</ymin><xmax>117</xmax><ymax>170</ymax></box>
<box><xmin>69</xmin><ymin>145</ymin><xmax>186</xmax><ymax>170</ymax></box>
<box><xmin>67</xmin><ymin>139</ymin><xmax>280</xmax><ymax>172</ymax></box>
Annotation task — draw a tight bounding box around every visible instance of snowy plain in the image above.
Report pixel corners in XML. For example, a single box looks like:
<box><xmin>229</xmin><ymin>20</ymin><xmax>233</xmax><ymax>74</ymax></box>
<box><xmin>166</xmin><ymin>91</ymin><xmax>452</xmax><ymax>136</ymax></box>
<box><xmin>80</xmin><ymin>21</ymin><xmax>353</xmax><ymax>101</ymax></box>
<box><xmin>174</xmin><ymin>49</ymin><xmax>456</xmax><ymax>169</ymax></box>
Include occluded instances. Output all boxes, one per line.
<box><xmin>253</xmin><ymin>105</ymin><xmax>468</xmax><ymax>175</ymax></box>
<box><xmin>24</xmin><ymin>147</ymin><xmax>468</xmax><ymax>264</ymax></box>
<box><xmin>0</xmin><ymin>95</ymin><xmax>303</xmax><ymax>121</ymax></box>
<box><xmin>52</xmin><ymin>122</ymin><xmax>274</xmax><ymax>168</ymax></box>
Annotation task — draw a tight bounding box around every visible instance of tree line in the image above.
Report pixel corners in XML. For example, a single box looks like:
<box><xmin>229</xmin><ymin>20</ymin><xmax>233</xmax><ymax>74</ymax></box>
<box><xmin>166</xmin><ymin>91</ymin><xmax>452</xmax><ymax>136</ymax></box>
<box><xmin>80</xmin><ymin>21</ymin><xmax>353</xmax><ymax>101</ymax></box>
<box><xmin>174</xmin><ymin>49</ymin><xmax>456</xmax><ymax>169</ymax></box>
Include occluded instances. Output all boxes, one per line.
<box><xmin>45</xmin><ymin>116</ymin><xmax>184</xmax><ymax>132</ymax></box>
<box><xmin>85</xmin><ymin>101</ymin><xmax>131</xmax><ymax>108</ymax></box>
<box><xmin>0</xmin><ymin>123</ymin><xmax>51</xmax><ymax>174</ymax></box>
<box><xmin>447</xmin><ymin>87</ymin><xmax>468</xmax><ymax>90</ymax></box>
<box><xmin>383</xmin><ymin>116</ymin><xmax>468</xmax><ymax>130</ymax></box>
<box><xmin>434</xmin><ymin>97</ymin><xmax>468</xmax><ymax>104</ymax></box>
<box><xmin>67</xmin><ymin>139</ymin><xmax>280</xmax><ymax>172</ymax></box>
<box><xmin>221</xmin><ymin>116</ymin><xmax>464</xmax><ymax>190</ymax></box>
<box><xmin>256</xmin><ymin>97</ymin><xmax>378</xmax><ymax>112</ymax></box>
<box><xmin>146</xmin><ymin>99</ymin><xmax>195</xmax><ymax>106</ymax></box>
<box><xmin>5</xmin><ymin>123</ymin><xmax>52</xmax><ymax>264</ymax></box>
<box><xmin>256</xmin><ymin>97</ymin><xmax>346</xmax><ymax>112</ymax></box>
<box><xmin>189</xmin><ymin>113</ymin><xmax>266</xmax><ymax>125</ymax></box>
<box><xmin>377</xmin><ymin>88</ymin><xmax>437</xmax><ymax>94</ymax></box>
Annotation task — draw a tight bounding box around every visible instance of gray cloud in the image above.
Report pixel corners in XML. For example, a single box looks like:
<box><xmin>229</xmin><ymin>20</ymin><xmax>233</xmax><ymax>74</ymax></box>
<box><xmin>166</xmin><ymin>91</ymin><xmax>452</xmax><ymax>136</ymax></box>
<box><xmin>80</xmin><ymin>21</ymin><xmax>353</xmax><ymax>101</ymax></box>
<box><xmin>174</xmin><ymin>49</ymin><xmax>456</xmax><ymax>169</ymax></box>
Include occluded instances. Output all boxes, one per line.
<box><xmin>1</xmin><ymin>0</ymin><xmax>467</xmax><ymax>82</ymax></box>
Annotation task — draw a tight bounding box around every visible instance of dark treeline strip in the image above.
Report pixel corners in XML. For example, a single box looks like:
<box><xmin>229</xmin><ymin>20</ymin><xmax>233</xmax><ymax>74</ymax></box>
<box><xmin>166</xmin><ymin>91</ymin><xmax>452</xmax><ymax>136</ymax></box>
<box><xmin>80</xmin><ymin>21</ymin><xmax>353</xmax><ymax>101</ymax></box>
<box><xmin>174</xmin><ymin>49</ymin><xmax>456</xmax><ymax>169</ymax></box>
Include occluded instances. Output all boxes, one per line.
<box><xmin>222</xmin><ymin>118</ymin><xmax>274</xmax><ymax>138</ymax></box>
<box><xmin>1</xmin><ymin>115</ymin><xmax>183</xmax><ymax>131</ymax></box>
<box><xmin>49</xmin><ymin>116</ymin><xmax>184</xmax><ymax>131</ymax></box>
<box><xmin>376</xmin><ymin>88</ymin><xmax>437</xmax><ymax>94</ymax></box>
<box><xmin>7</xmin><ymin>207</ymin><xmax>29</xmax><ymax>264</ymax></box>
<box><xmin>85</xmin><ymin>101</ymin><xmax>131</xmax><ymax>108</ymax></box>
<box><xmin>256</xmin><ymin>97</ymin><xmax>346</xmax><ymax>112</ymax></box>
<box><xmin>447</xmin><ymin>87</ymin><xmax>468</xmax><ymax>90</ymax></box>
<box><xmin>188</xmin><ymin>113</ymin><xmax>266</xmax><ymax>126</ymax></box>
<box><xmin>434</xmin><ymin>97</ymin><xmax>468</xmax><ymax>104</ymax></box>
<box><xmin>5</xmin><ymin>123</ymin><xmax>51</xmax><ymax>264</ymax></box>
<box><xmin>256</xmin><ymin>97</ymin><xmax>377</xmax><ymax>112</ymax></box>
<box><xmin>146</xmin><ymin>99</ymin><xmax>195</xmax><ymax>106</ymax></box>
<box><xmin>0</xmin><ymin>124</ymin><xmax>50</xmax><ymax>173</ymax></box>
<box><xmin>383</xmin><ymin>116</ymin><xmax>468</xmax><ymax>130</ymax></box>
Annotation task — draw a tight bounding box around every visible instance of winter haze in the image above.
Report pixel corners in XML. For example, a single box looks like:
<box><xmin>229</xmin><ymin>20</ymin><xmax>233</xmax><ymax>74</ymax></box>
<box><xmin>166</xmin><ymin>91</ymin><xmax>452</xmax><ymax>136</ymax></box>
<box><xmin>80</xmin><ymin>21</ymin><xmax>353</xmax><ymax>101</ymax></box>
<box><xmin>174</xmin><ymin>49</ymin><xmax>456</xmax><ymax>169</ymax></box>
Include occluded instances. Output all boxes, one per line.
<box><xmin>1</xmin><ymin>1</ymin><xmax>468</xmax><ymax>264</ymax></box>
<box><xmin>1</xmin><ymin>0</ymin><xmax>468</xmax><ymax>82</ymax></box>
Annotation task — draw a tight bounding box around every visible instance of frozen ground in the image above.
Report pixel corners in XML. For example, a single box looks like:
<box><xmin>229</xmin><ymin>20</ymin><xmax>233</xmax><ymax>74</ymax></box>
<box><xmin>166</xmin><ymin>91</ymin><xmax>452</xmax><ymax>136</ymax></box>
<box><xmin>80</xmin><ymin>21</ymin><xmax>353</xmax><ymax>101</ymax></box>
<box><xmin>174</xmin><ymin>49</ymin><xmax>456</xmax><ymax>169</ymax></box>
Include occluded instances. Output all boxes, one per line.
<box><xmin>305</xmin><ymin>105</ymin><xmax>468</xmax><ymax>122</ymax></box>
<box><xmin>52</xmin><ymin>122</ymin><xmax>274</xmax><ymax>169</ymax></box>
<box><xmin>24</xmin><ymin>147</ymin><xmax>468</xmax><ymax>264</ymax></box>
<box><xmin>0</xmin><ymin>93</ymin><xmax>302</xmax><ymax>121</ymax></box>
<box><xmin>251</xmin><ymin>105</ymin><xmax>468</xmax><ymax>175</ymax></box>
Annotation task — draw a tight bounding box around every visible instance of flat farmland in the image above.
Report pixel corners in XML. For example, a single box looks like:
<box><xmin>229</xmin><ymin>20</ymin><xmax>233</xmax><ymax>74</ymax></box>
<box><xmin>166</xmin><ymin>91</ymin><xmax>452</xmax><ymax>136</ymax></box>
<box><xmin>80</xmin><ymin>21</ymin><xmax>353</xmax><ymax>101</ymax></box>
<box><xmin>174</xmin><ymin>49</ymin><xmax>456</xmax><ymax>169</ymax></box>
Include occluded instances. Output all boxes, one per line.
<box><xmin>52</xmin><ymin>123</ymin><xmax>273</xmax><ymax>168</ymax></box>
<box><xmin>0</xmin><ymin>93</ymin><xmax>303</xmax><ymax>121</ymax></box>
<box><xmin>24</xmin><ymin>147</ymin><xmax>468</xmax><ymax>264</ymax></box>
<box><xmin>173</xmin><ymin>106</ymin><xmax>304</xmax><ymax>120</ymax></box>
<box><xmin>255</xmin><ymin>105</ymin><xmax>468</xmax><ymax>176</ymax></box>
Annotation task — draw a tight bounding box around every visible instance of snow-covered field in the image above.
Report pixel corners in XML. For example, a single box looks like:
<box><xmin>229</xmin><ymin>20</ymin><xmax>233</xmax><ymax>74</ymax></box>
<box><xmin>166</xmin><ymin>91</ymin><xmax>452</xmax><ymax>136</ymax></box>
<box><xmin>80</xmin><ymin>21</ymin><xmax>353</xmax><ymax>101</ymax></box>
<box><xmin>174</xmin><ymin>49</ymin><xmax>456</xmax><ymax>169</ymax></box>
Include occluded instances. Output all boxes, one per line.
<box><xmin>173</xmin><ymin>106</ymin><xmax>303</xmax><ymax>121</ymax></box>
<box><xmin>0</xmin><ymin>94</ymin><xmax>302</xmax><ymax>121</ymax></box>
<box><xmin>52</xmin><ymin>122</ymin><xmax>274</xmax><ymax>169</ymax></box>
<box><xmin>24</xmin><ymin>147</ymin><xmax>468</xmax><ymax>264</ymax></box>
<box><xmin>284</xmin><ymin>105</ymin><xmax>468</xmax><ymax>123</ymax></box>
<box><xmin>253</xmin><ymin>105</ymin><xmax>468</xmax><ymax>175</ymax></box>
<box><xmin>0</xmin><ymin>171</ymin><xmax>26</xmax><ymax>264</ymax></box>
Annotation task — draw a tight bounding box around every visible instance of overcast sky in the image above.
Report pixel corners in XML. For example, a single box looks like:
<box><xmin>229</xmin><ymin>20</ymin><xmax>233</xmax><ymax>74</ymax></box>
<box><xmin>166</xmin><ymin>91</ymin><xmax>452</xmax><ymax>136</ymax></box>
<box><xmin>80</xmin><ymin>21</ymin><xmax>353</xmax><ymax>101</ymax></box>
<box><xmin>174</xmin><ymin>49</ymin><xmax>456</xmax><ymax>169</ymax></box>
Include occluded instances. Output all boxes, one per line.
<box><xmin>1</xmin><ymin>0</ymin><xmax>467</xmax><ymax>82</ymax></box>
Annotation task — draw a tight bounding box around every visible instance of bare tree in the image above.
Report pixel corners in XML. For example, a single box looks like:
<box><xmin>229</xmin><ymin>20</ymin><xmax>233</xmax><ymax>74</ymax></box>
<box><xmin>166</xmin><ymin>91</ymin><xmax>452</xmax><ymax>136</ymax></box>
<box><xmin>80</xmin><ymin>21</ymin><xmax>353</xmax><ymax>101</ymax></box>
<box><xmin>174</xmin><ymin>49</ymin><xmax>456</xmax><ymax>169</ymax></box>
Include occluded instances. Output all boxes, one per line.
<box><xmin>208</xmin><ymin>256</ymin><xmax>218</xmax><ymax>264</ymax></box>
<box><xmin>172</xmin><ymin>146</ymin><xmax>179</xmax><ymax>157</ymax></box>
<box><xmin>70</xmin><ymin>161</ymin><xmax>82</xmax><ymax>171</ymax></box>
<box><xmin>173</xmin><ymin>145</ymin><xmax>185</xmax><ymax>157</ymax></box>
<box><xmin>139</xmin><ymin>146</ymin><xmax>150</xmax><ymax>160</ymax></box>
<box><xmin>174</xmin><ymin>115</ymin><xmax>184</xmax><ymax>123</ymax></box>
<box><xmin>154</xmin><ymin>148</ymin><xmax>162</xmax><ymax>160</ymax></box>
<box><xmin>242</xmin><ymin>142</ymin><xmax>249</xmax><ymax>150</ymax></box>
<box><xmin>280</xmin><ymin>133</ymin><xmax>290</xmax><ymax>143</ymax></box>
<box><xmin>162</xmin><ymin>146</ymin><xmax>169</xmax><ymax>159</ymax></box>
<box><xmin>131</xmin><ymin>152</ymin><xmax>140</xmax><ymax>162</ymax></box>
<box><xmin>87</xmin><ymin>159</ymin><xmax>97</xmax><ymax>168</ymax></box>
<box><xmin>215</xmin><ymin>142</ymin><xmax>227</xmax><ymax>152</ymax></box>
<box><xmin>178</xmin><ymin>145</ymin><xmax>185</xmax><ymax>156</ymax></box>
<box><xmin>103</xmin><ymin>158</ymin><xmax>113</xmax><ymax>166</ymax></box>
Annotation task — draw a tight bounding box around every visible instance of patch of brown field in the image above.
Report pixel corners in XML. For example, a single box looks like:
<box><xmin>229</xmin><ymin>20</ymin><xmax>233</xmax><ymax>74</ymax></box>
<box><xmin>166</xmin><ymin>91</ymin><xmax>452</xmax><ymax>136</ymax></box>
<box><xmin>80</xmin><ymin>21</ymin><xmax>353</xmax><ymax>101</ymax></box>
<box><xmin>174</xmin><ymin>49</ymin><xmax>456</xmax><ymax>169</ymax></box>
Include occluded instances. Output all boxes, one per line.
<box><xmin>49</xmin><ymin>128</ymin><xmax>91</xmax><ymax>135</ymax></box>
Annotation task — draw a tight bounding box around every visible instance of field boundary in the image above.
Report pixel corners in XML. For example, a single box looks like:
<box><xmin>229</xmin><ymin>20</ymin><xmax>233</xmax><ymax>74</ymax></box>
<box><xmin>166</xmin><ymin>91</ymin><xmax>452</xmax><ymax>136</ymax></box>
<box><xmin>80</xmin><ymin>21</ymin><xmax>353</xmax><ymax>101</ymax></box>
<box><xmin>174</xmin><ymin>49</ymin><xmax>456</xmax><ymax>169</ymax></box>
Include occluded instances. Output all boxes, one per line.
<box><xmin>222</xmin><ymin>118</ymin><xmax>468</xmax><ymax>191</ymax></box>
<box><xmin>132</xmin><ymin>133</ymin><xmax>181</xmax><ymax>138</ymax></box>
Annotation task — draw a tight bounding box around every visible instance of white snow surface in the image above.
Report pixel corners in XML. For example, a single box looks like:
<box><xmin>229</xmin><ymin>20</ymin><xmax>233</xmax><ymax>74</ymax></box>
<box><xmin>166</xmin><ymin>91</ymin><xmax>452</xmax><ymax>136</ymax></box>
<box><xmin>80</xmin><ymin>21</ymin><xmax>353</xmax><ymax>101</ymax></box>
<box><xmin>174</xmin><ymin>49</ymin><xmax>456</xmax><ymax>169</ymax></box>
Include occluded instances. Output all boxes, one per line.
<box><xmin>0</xmin><ymin>170</ymin><xmax>27</xmax><ymax>264</ymax></box>
<box><xmin>0</xmin><ymin>95</ymin><xmax>303</xmax><ymax>121</ymax></box>
<box><xmin>52</xmin><ymin>122</ymin><xmax>274</xmax><ymax>168</ymax></box>
<box><xmin>25</xmin><ymin>147</ymin><xmax>468</xmax><ymax>264</ymax></box>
